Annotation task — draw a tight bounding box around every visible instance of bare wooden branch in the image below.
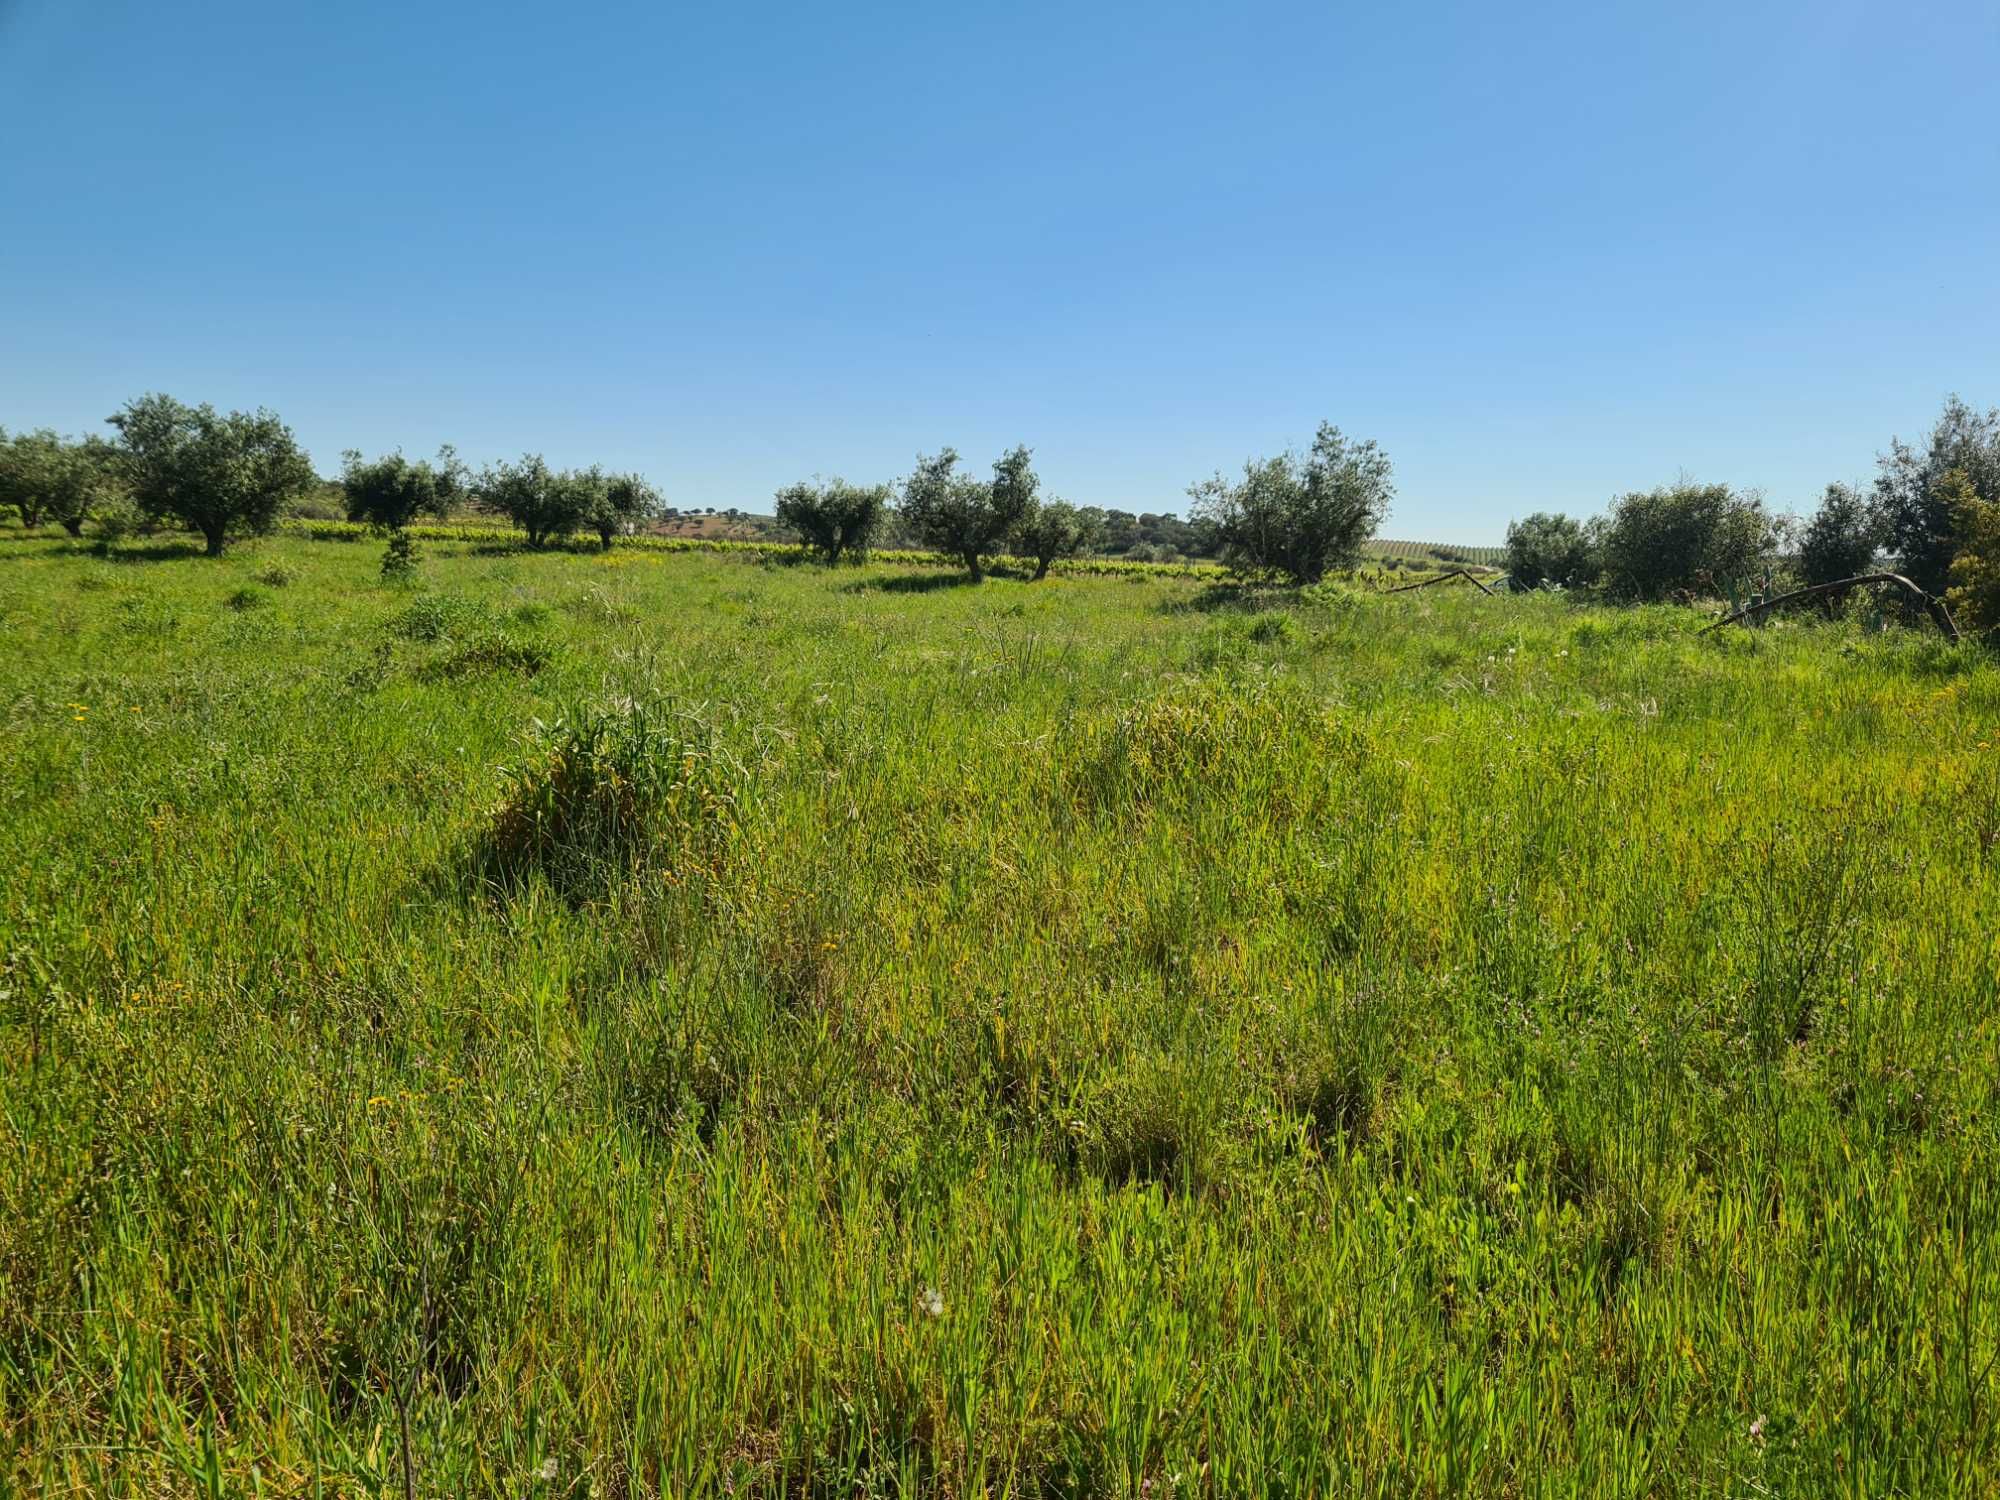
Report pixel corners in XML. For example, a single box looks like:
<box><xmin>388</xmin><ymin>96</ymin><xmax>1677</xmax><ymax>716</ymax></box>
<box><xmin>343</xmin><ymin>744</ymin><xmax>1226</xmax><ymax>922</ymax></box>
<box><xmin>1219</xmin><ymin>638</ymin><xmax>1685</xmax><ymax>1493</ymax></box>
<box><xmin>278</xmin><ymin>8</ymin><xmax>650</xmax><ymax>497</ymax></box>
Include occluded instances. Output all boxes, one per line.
<box><xmin>1702</xmin><ymin>572</ymin><xmax>1962</xmax><ymax>642</ymax></box>
<box><xmin>1384</xmin><ymin>567</ymin><xmax>1496</xmax><ymax>596</ymax></box>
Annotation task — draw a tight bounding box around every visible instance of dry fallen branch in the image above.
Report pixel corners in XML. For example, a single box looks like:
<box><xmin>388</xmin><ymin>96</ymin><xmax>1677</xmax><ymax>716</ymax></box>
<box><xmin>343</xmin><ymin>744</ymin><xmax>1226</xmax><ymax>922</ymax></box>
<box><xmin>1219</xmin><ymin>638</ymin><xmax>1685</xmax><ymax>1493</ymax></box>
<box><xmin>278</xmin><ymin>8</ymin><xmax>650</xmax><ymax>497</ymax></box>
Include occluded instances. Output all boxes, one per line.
<box><xmin>1702</xmin><ymin>573</ymin><xmax>1961</xmax><ymax>643</ymax></box>
<box><xmin>1384</xmin><ymin>567</ymin><xmax>1496</xmax><ymax>596</ymax></box>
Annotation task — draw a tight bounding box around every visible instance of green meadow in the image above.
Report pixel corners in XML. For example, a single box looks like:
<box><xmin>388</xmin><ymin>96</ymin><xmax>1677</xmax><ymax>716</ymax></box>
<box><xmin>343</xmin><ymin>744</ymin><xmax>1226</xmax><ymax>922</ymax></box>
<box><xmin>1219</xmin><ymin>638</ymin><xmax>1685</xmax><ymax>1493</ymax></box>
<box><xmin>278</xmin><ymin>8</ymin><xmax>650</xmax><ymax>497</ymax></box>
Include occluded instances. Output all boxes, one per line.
<box><xmin>3</xmin><ymin>533</ymin><xmax>1997</xmax><ymax>1497</ymax></box>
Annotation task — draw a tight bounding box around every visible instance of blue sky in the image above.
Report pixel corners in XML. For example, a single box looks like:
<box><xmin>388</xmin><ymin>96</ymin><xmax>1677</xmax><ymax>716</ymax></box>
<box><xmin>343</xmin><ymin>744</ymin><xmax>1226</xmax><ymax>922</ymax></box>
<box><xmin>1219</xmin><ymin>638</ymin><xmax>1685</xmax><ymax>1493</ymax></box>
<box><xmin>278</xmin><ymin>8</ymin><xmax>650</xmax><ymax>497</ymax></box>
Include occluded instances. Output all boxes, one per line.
<box><xmin>2</xmin><ymin>0</ymin><xmax>1996</xmax><ymax>542</ymax></box>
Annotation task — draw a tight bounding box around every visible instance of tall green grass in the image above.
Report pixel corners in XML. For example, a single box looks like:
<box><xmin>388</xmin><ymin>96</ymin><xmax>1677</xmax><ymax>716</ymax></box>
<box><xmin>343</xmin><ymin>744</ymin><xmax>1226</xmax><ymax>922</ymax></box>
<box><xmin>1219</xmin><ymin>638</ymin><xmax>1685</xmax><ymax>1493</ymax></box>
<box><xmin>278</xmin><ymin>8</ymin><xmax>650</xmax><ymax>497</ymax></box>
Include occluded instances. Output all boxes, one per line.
<box><xmin>2</xmin><ymin>534</ymin><xmax>1996</xmax><ymax>1495</ymax></box>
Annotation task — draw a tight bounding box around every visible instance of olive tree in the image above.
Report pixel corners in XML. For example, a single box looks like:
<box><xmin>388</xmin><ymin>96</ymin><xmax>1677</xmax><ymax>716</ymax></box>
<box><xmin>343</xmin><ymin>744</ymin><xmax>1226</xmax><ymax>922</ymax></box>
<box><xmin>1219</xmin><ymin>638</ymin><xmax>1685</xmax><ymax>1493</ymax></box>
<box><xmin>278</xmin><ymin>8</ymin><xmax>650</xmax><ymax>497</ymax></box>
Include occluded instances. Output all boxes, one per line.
<box><xmin>0</xmin><ymin>428</ymin><xmax>65</xmax><ymax>529</ymax></box>
<box><xmin>1797</xmin><ymin>482</ymin><xmax>1883</xmax><ymax>586</ymax></box>
<box><xmin>774</xmin><ymin>477</ymin><xmax>890</xmax><ymax>564</ymax></box>
<box><xmin>898</xmin><ymin>444</ymin><xmax>1040</xmax><ymax>580</ymax></box>
<box><xmin>342</xmin><ymin>445</ymin><xmax>466</xmax><ymax>532</ymax></box>
<box><xmin>47</xmin><ymin>436</ymin><xmax>127</xmax><ymax>537</ymax></box>
<box><xmin>1503</xmin><ymin>511</ymin><xmax>1603</xmax><ymax>589</ymax></box>
<box><xmin>108</xmin><ymin>394</ymin><xmax>315</xmax><ymax>556</ymax></box>
<box><xmin>1874</xmin><ymin>395</ymin><xmax>2000</xmax><ymax>594</ymax></box>
<box><xmin>1188</xmin><ymin>423</ymin><xmax>1392</xmax><ymax>584</ymax></box>
<box><xmin>476</xmin><ymin>454</ymin><xmax>585</xmax><ymax>548</ymax></box>
<box><xmin>1013</xmin><ymin>499</ymin><xmax>1102</xmax><ymax>580</ymax></box>
<box><xmin>585</xmin><ymin>471</ymin><xmax>662</xmax><ymax>549</ymax></box>
<box><xmin>1597</xmin><ymin>480</ymin><xmax>1779</xmax><ymax>601</ymax></box>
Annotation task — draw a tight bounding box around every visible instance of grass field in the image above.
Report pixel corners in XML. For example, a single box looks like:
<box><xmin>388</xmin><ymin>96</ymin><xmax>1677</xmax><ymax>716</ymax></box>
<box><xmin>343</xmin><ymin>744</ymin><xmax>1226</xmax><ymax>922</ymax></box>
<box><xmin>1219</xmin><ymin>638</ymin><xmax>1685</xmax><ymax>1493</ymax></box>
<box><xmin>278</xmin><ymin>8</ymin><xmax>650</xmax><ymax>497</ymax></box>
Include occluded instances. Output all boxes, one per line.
<box><xmin>3</xmin><ymin>533</ymin><xmax>1998</xmax><ymax>1496</ymax></box>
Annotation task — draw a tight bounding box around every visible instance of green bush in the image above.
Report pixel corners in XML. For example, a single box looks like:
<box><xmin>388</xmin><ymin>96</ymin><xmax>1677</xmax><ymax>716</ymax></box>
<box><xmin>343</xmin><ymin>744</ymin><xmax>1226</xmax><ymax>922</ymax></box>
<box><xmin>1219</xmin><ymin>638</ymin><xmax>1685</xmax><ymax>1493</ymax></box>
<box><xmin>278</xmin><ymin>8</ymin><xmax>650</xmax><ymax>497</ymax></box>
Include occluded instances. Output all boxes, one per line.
<box><xmin>1599</xmin><ymin>480</ymin><xmax>1779</xmax><ymax>600</ymax></box>
<box><xmin>1505</xmin><ymin>511</ymin><xmax>1603</xmax><ymax>589</ymax></box>
<box><xmin>1798</xmin><ymin>482</ymin><xmax>1883</xmax><ymax>587</ymax></box>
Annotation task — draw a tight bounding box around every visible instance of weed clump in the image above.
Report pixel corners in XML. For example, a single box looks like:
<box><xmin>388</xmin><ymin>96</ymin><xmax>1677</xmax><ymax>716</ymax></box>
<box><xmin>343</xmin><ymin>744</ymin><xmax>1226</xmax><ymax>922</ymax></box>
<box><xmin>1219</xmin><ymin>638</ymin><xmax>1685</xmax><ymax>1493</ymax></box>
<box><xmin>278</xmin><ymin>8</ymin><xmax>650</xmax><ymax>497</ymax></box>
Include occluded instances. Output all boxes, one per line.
<box><xmin>224</xmin><ymin>585</ymin><xmax>269</xmax><ymax>612</ymax></box>
<box><xmin>486</xmin><ymin>700</ymin><xmax>747</xmax><ymax>896</ymax></box>
<box><xmin>385</xmin><ymin>592</ymin><xmax>486</xmax><ymax>643</ymax></box>
<box><xmin>1069</xmin><ymin>680</ymin><xmax>1365</xmax><ymax>815</ymax></box>
<box><xmin>419</xmin><ymin>631</ymin><xmax>553</xmax><ymax>683</ymax></box>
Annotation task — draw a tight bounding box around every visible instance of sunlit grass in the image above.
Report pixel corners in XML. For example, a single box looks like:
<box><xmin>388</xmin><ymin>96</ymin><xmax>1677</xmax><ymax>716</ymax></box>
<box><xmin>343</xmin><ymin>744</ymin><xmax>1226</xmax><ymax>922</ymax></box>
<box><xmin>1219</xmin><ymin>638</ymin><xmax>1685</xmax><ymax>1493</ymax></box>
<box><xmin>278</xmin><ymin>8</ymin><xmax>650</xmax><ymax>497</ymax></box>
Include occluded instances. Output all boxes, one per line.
<box><xmin>2</xmin><ymin>532</ymin><xmax>1997</xmax><ymax>1495</ymax></box>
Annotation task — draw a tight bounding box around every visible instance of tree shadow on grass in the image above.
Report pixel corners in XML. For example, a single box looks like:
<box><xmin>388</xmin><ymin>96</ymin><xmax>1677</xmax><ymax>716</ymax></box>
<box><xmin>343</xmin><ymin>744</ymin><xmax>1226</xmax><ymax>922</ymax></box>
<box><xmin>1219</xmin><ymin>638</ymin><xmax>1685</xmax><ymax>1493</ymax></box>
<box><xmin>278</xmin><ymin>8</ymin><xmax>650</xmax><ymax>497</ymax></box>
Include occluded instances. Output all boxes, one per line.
<box><xmin>1162</xmin><ymin>579</ymin><xmax>1297</xmax><ymax>615</ymax></box>
<box><xmin>97</xmin><ymin>540</ymin><xmax>214</xmax><ymax>563</ymax></box>
<box><xmin>839</xmin><ymin>570</ymin><xmax>985</xmax><ymax>595</ymax></box>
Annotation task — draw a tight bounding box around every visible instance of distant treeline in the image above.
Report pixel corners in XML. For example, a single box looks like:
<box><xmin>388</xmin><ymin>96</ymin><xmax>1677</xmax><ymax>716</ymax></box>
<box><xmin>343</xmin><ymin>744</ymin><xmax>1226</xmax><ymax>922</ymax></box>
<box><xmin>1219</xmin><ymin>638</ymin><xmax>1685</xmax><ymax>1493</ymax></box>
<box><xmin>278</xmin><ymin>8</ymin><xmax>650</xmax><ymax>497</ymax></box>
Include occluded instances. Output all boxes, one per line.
<box><xmin>5</xmin><ymin>392</ymin><xmax>1997</xmax><ymax>630</ymax></box>
<box><xmin>1500</xmin><ymin>395</ymin><xmax>2000</xmax><ymax>633</ymax></box>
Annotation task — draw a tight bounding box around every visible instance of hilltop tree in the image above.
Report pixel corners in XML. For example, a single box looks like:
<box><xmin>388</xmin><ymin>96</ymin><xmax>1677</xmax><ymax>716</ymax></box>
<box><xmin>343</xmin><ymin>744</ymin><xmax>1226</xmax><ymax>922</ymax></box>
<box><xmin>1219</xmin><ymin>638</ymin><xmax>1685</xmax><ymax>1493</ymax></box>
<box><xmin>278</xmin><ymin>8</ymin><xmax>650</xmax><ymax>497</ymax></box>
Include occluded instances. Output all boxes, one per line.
<box><xmin>1597</xmin><ymin>480</ymin><xmax>1779</xmax><ymax>601</ymax></box>
<box><xmin>108</xmin><ymin>394</ymin><xmax>315</xmax><ymax>556</ymax></box>
<box><xmin>774</xmin><ymin>478</ymin><xmax>890</xmax><ymax>564</ymax></box>
<box><xmin>1189</xmin><ymin>422</ymin><xmax>1392</xmax><ymax>584</ymax></box>
<box><xmin>342</xmin><ymin>445</ymin><xmax>466</xmax><ymax>532</ymax></box>
<box><xmin>585</xmin><ymin>471</ymin><xmax>663</xmax><ymax>549</ymax></box>
<box><xmin>476</xmin><ymin>455</ymin><xmax>586</xmax><ymax>548</ymax></box>
<box><xmin>1013</xmin><ymin>499</ymin><xmax>1102</xmax><ymax>580</ymax></box>
<box><xmin>1797</xmin><ymin>482</ymin><xmax>1883</xmax><ymax>587</ymax></box>
<box><xmin>1504</xmin><ymin>511</ymin><xmax>1603</xmax><ymax>589</ymax></box>
<box><xmin>1874</xmin><ymin>395</ymin><xmax>2000</xmax><ymax>594</ymax></box>
<box><xmin>898</xmin><ymin>444</ymin><xmax>1040</xmax><ymax>580</ymax></box>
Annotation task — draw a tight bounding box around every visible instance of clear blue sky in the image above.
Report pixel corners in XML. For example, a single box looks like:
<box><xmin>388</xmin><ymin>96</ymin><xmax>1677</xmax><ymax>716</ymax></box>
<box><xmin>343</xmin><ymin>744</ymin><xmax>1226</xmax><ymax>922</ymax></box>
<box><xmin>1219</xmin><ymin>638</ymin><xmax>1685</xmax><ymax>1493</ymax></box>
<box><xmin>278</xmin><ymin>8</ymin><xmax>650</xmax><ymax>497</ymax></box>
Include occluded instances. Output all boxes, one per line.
<box><xmin>3</xmin><ymin>0</ymin><xmax>1996</xmax><ymax>541</ymax></box>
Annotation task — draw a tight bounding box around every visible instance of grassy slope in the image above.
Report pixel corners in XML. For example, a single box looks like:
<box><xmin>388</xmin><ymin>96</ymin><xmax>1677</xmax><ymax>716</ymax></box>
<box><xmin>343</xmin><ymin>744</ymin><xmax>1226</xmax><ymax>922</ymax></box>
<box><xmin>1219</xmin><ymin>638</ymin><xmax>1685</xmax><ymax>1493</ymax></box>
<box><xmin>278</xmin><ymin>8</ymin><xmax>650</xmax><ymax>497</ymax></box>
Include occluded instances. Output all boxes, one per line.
<box><xmin>2</xmin><ymin>534</ymin><xmax>1997</xmax><ymax>1496</ymax></box>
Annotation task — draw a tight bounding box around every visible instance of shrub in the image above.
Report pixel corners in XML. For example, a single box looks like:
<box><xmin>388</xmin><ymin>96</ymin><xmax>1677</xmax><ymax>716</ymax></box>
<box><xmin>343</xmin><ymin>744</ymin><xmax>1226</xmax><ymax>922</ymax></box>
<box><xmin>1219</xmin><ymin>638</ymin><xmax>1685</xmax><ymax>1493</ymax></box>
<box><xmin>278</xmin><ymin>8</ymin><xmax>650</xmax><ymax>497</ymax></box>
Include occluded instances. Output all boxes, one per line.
<box><xmin>774</xmin><ymin>478</ymin><xmax>889</xmax><ymax>564</ymax></box>
<box><xmin>108</xmin><ymin>393</ymin><xmax>316</xmax><ymax>556</ymax></box>
<box><xmin>1797</xmin><ymin>482</ymin><xmax>1884</xmax><ymax>587</ymax></box>
<box><xmin>1874</xmin><ymin>394</ymin><xmax>2000</xmax><ymax>594</ymax></box>
<box><xmin>225</xmin><ymin>585</ymin><xmax>269</xmax><ymax>612</ymax></box>
<box><xmin>380</xmin><ymin>531</ymin><xmax>421</xmax><ymax>582</ymax></box>
<box><xmin>1942</xmin><ymin>469</ymin><xmax>2000</xmax><ymax>635</ymax></box>
<box><xmin>255</xmin><ymin>563</ymin><xmax>299</xmax><ymax>588</ymax></box>
<box><xmin>487</xmin><ymin>701</ymin><xmax>747</xmax><ymax>895</ymax></box>
<box><xmin>1188</xmin><ymin>422</ymin><xmax>1392</xmax><ymax>584</ymax></box>
<box><xmin>1598</xmin><ymin>480</ymin><xmax>1780</xmax><ymax>601</ymax></box>
<box><xmin>1013</xmin><ymin>499</ymin><xmax>1102</xmax><ymax>580</ymax></box>
<box><xmin>1248</xmin><ymin>611</ymin><xmax>1295</xmax><ymax>645</ymax></box>
<box><xmin>1504</xmin><ymin>511</ymin><xmax>1603</xmax><ymax>589</ymax></box>
<box><xmin>898</xmin><ymin>445</ymin><xmax>1040</xmax><ymax>580</ymax></box>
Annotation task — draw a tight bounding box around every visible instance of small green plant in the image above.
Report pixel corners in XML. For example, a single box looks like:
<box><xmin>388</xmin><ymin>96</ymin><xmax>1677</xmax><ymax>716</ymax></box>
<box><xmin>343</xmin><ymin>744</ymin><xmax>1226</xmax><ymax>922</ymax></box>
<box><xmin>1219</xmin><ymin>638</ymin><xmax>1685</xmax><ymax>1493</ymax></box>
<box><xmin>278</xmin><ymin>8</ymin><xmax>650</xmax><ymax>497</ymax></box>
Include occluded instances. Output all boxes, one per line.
<box><xmin>1248</xmin><ymin>610</ymin><xmax>1295</xmax><ymax>645</ymax></box>
<box><xmin>381</xmin><ymin>530</ymin><xmax>421</xmax><ymax>582</ymax></box>
<box><xmin>385</xmin><ymin>592</ymin><xmax>484</xmax><ymax>643</ymax></box>
<box><xmin>255</xmin><ymin>563</ymin><xmax>299</xmax><ymax>588</ymax></box>
<box><xmin>225</xmin><ymin>584</ymin><xmax>269</xmax><ymax>612</ymax></box>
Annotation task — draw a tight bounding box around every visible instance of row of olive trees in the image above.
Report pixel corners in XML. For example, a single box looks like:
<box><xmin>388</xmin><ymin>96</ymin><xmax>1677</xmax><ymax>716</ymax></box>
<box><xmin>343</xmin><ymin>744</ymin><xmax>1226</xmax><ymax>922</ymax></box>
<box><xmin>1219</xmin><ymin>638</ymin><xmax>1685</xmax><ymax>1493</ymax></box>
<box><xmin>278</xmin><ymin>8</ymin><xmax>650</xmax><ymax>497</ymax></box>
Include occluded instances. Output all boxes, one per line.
<box><xmin>0</xmin><ymin>394</ymin><xmax>671</xmax><ymax>557</ymax></box>
<box><xmin>775</xmin><ymin>422</ymin><xmax>1394</xmax><ymax>585</ymax></box>
<box><xmin>1502</xmin><ymin>394</ymin><xmax>2000</xmax><ymax>627</ymax></box>
<box><xmin>774</xmin><ymin>446</ymin><xmax>1103</xmax><ymax>581</ymax></box>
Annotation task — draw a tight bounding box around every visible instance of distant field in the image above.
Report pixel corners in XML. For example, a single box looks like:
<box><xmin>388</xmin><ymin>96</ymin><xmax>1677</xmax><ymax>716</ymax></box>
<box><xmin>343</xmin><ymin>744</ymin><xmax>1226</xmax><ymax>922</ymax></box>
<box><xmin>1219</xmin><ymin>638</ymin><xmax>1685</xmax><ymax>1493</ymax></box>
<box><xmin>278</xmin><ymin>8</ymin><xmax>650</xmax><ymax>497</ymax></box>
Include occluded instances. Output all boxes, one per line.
<box><xmin>3</xmin><ymin>533</ymin><xmax>1995</xmax><ymax>1495</ymax></box>
<box><xmin>1363</xmin><ymin>538</ymin><xmax>1509</xmax><ymax>568</ymax></box>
